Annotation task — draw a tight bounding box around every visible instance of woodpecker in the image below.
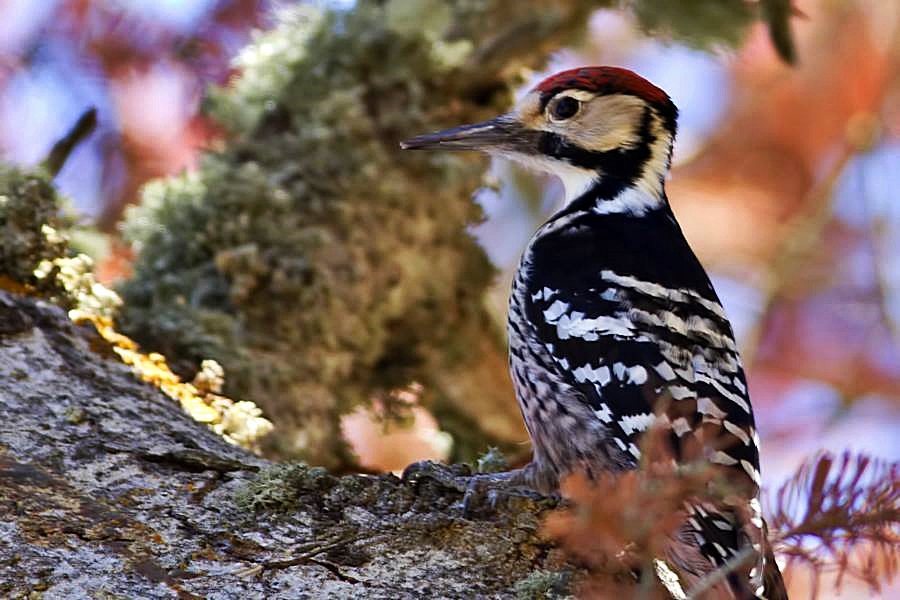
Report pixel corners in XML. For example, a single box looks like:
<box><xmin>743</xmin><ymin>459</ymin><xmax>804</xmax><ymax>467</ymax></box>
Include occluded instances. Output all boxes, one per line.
<box><xmin>403</xmin><ymin>66</ymin><xmax>786</xmax><ymax>600</ymax></box>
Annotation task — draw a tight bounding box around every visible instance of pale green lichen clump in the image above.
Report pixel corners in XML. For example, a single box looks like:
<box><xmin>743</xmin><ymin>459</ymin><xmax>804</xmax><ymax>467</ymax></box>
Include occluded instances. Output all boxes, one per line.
<box><xmin>513</xmin><ymin>569</ymin><xmax>574</xmax><ymax>600</ymax></box>
<box><xmin>233</xmin><ymin>462</ymin><xmax>332</xmax><ymax>512</ymax></box>
<box><xmin>34</xmin><ymin>253</ymin><xmax>122</xmax><ymax>318</ymax></box>
<box><xmin>0</xmin><ymin>166</ymin><xmax>68</xmax><ymax>289</ymax></box>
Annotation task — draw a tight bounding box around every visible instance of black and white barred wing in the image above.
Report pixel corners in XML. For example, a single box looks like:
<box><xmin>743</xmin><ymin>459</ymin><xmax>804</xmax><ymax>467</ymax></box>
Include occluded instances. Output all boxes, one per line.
<box><xmin>524</xmin><ymin>271</ymin><xmax>760</xmax><ymax>481</ymax></box>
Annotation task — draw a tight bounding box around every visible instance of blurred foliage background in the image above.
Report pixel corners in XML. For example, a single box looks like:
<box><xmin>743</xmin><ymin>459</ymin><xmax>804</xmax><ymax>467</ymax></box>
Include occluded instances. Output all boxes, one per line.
<box><xmin>1</xmin><ymin>1</ymin><xmax>897</xmax><ymax>597</ymax></box>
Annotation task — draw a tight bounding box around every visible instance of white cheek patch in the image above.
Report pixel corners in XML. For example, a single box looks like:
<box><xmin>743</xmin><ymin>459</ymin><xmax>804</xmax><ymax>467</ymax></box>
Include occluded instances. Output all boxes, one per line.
<box><xmin>556</xmin><ymin>168</ymin><xmax>601</xmax><ymax>203</ymax></box>
<box><xmin>561</xmin><ymin>94</ymin><xmax>646</xmax><ymax>153</ymax></box>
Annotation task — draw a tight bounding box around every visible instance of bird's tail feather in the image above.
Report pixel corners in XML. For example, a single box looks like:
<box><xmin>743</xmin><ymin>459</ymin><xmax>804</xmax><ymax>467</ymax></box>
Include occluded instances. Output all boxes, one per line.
<box><xmin>762</xmin><ymin>543</ymin><xmax>789</xmax><ymax>600</ymax></box>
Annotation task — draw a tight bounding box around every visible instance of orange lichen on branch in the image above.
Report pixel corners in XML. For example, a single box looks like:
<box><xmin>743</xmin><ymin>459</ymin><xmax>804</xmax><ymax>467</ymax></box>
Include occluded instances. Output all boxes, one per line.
<box><xmin>24</xmin><ymin>238</ymin><xmax>273</xmax><ymax>452</ymax></box>
<box><xmin>69</xmin><ymin>308</ymin><xmax>273</xmax><ymax>451</ymax></box>
<box><xmin>1</xmin><ymin>159</ymin><xmax>272</xmax><ymax>451</ymax></box>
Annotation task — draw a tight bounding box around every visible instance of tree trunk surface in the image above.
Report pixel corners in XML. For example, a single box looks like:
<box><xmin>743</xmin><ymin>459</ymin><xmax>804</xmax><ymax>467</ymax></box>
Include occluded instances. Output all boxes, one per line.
<box><xmin>0</xmin><ymin>290</ymin><xmax>564</xmax><ymax>599</ymax></box>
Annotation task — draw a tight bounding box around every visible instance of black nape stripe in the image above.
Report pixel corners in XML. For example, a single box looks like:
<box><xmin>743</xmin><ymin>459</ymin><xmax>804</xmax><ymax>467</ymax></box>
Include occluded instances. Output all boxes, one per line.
<box><xmin>538</xmin><ymin>107</ymin><xmax>656</xmax><ymax>203</ymax></box>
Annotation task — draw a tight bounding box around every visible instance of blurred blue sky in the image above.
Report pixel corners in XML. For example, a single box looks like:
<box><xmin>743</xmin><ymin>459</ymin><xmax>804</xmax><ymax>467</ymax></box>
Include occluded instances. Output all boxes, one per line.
<box><xmin>0</xmin><ymin>0</ymin><xmax>246</xmax><ymax>214</ymax></box>
<box><xmin>1</xmin><ymin>37</ymin><xmax>113</xmax><ymax>213</ymax></box>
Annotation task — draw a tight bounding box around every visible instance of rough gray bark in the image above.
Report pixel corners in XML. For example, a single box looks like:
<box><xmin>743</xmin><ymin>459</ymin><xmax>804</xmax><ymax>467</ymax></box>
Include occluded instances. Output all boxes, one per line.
<box><xmin>0</xmin><ymin>289</ymin><xmax>565</xmax><ymax>599</ymax></box>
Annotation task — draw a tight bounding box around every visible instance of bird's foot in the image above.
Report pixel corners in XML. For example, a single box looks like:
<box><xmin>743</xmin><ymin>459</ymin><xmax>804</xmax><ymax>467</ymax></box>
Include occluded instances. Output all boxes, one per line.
<box><xmin>401</xmin><ymin>460</ymin><xmax>559</xmax><ymax>517</ymax></box>
<box><xmin>461</xmin><ymin>466</ymin><xmax>555</xmax><ymax>516</ymax></box>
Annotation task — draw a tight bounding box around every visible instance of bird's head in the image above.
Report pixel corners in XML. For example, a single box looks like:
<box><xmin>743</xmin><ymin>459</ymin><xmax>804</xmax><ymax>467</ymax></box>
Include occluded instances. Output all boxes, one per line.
<box><xmin>403</xmin><ymin>66</ymin><xmax>678</xmax><ymax>207</ymax></box>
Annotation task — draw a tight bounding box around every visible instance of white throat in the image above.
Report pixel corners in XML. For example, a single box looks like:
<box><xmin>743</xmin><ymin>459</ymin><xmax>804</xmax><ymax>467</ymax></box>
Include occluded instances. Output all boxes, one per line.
<box><xmin>556</xmin><ymin>167</ymin><xmax>598</xmax><ymax>203</ymax></box>
<box><xmin>553</xmin><ymin>162</ymin><xmax>667</xmax><ymax>216</ymax></box>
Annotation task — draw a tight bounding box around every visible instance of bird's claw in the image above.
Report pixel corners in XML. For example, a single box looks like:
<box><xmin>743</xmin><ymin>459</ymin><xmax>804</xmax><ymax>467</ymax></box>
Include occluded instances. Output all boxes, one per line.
<box><xmin>401</xmin><ymin>460</ymin><xmax>558</xmax><ymax>518</ymax></box>
<box><xmin>460</xmin><ymin>469</ymin><xmax>553</xmax><ymax>517</ymax></box>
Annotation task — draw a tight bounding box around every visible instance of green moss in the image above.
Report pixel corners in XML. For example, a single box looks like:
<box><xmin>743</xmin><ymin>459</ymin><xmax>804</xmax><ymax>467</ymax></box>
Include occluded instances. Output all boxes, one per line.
<box><xmin>233</xmin><ymin>463</ymin><xmax>334</xmax><ymax>512</ymax></box>
<box><xmin>513</xmin><ymin>569</ymin><xmax>574</xmax><ymax>600</ymax></box>
<box><xmin>63</xmin><ymin>407</ymin><xmax>86</xmax><ymax>425</ymax></box>
<box><xmin>630</xmin><ymin>0</ymin><xmax>756</xmax><ymax>49</ymax></box>
<box><xmin>0</xmin><ymin>164</ymin><xmax>121</xmax><ymax>319</ymax></box>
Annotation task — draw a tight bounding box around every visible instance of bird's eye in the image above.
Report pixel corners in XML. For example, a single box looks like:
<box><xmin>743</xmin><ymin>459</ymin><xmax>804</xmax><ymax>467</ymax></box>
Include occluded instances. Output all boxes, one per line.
<box><xmin>549</xmin><ymin>96</ymin><xmax>580</xmax><ymax>121</ymax></box>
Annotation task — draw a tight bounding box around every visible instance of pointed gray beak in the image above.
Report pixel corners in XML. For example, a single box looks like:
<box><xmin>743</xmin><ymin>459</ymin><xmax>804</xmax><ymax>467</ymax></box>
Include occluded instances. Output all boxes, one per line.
<box><xmin>401</xmin><ymin>114</ymin><xmax>526</xmax><ymax>153</ymax></box>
